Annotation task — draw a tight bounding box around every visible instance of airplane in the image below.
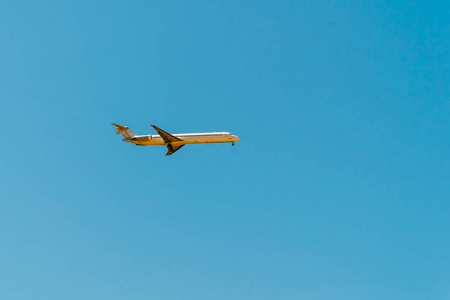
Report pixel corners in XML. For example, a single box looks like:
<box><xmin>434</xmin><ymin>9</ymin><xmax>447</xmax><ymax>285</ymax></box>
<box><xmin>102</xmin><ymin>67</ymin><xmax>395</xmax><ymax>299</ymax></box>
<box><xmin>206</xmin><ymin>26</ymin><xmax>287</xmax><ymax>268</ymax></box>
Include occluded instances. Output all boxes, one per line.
<box><xmin>111</xmin><ymin>123</ymin><xmax>240</xmax><ymax>156</ymax></box>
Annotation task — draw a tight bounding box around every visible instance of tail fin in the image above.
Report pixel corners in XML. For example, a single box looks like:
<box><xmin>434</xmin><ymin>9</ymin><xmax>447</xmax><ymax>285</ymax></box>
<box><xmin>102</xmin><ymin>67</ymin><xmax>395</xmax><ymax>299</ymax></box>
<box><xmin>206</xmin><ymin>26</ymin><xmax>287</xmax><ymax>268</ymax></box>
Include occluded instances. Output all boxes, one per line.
<box><xmin>111</xmin><ymin>123</ymin><xmax>136</xmax><ymax>138</ymax></box>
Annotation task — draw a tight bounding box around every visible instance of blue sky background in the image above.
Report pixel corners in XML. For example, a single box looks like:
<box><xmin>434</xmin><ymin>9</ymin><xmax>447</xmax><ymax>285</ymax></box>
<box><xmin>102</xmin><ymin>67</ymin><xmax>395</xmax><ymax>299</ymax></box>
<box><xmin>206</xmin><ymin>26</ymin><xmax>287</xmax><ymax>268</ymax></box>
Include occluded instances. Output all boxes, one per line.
<box><xmin>1</xmin><ymin>1</ymin><xmax>449</xmax><ymax>299</ymax></box>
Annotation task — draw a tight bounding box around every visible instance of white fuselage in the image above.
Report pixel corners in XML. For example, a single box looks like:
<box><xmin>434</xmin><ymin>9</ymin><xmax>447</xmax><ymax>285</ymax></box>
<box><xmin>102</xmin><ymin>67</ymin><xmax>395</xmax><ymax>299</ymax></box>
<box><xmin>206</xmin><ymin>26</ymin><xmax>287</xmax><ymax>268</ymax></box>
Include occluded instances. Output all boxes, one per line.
<box><xmin>124</xmin><ymin>132</ymin><xmax>239</xmax><ymax>146</ymax></box>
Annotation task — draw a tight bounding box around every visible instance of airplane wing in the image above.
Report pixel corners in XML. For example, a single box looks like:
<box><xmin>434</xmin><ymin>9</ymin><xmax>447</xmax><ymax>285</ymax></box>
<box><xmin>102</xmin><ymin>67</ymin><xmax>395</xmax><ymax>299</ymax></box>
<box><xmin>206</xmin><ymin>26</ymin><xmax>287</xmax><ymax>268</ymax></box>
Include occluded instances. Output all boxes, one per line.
<box><xmin>166</xmin><ymin>144</ymin><xmax>184</xmax><ymax>156</ymax></box>
<box><xmin>151</xmin><ymin>125</ymin><xmax>185</xmax><ymax>156</ymax></box>
<box><xmin>151</xmin><ymin>125</ymin><xmax>182</xmax><ymax>143</ymax></box>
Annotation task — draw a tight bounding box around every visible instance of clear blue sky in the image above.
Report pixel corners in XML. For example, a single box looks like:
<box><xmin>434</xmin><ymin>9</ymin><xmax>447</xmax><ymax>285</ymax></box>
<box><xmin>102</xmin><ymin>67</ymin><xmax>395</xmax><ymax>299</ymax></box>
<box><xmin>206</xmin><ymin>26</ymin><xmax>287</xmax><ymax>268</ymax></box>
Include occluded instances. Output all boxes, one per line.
<box><xmin>1</xmin><ymin>1</ymin><xmax>449</xmax><ymax>299</ymax></box>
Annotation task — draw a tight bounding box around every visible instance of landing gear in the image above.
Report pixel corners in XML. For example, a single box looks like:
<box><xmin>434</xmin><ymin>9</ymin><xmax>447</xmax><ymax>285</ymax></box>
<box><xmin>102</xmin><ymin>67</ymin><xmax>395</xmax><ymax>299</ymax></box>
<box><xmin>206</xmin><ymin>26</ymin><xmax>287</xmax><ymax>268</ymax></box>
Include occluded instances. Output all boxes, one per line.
<box><xmin>232</xmin><ymin>142</ymin><xmax>235</xmax><ymax>146</ymax></box>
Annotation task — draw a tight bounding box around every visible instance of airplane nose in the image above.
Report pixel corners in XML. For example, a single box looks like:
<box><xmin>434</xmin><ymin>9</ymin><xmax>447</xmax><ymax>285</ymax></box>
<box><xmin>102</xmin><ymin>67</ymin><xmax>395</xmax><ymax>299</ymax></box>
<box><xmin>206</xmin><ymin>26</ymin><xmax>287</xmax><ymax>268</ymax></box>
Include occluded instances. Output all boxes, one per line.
<box><xmin>233</xmin><ymin>135</ymin><xmax>240</xmax><ymax>141</ymax></box>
